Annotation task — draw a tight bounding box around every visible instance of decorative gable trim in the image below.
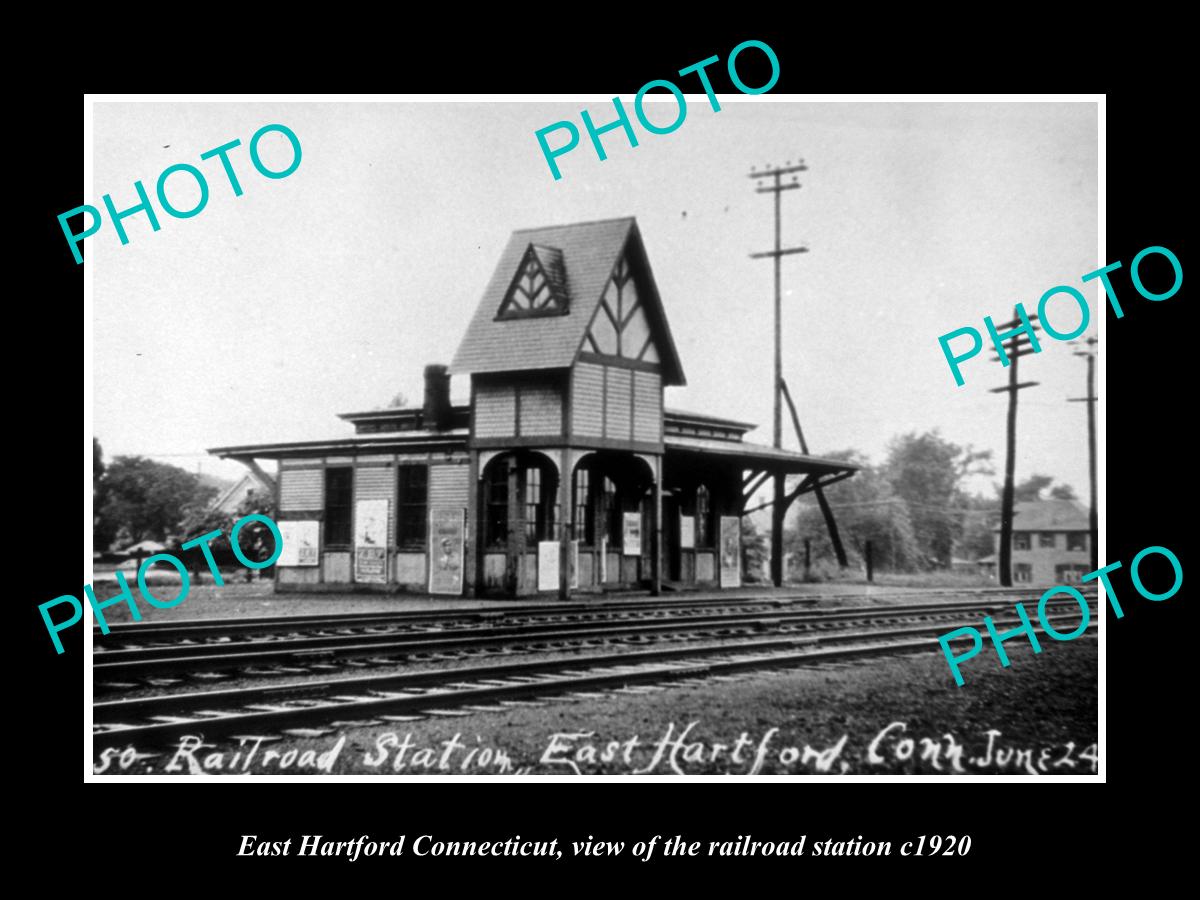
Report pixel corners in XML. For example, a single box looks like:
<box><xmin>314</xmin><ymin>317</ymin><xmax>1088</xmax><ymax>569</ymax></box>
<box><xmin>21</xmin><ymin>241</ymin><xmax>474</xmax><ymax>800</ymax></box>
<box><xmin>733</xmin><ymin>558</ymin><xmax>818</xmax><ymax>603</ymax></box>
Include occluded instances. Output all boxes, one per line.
<box><xmin>496</xmin><ymin>243</ymin><xmax>569</xmax><ymax>320</ymax></box>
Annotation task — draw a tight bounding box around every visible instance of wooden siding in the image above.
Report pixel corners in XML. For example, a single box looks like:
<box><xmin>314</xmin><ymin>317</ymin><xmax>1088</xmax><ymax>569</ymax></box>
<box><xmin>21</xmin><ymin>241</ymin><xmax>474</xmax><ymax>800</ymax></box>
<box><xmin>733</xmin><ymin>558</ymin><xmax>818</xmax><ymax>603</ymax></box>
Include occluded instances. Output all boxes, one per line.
<box><xmin>519</xmin><ymin>384</ymin><xmax>563</xmax><ymax>436</ymax></box>
<box><xmin>632</xmin><ymin>370</ymin><xmax>662</xmax><ymax>442</ymax></box>
<box><xmin>279</xmin><ymin>468</ymin><xmax>322</xmax><ymax>511</ymax></box>
<box><xmin>429</xmin><ymin>462</ymin><xmax>470</xmax><ymax>508</ymax></box>
<box><xmin>572</xmin><ymin>363</ymin><xmax>605</xmax><ymax>437</ymax></box>
<box><xmin>604</xmin><ymin>367</ymin><xmax>632</xmax><ymax>440</ymax></box>
<box><xmin>475</xmin><ymin>382</ymin><xmax>516</xmax><ymax>437</ymax></box>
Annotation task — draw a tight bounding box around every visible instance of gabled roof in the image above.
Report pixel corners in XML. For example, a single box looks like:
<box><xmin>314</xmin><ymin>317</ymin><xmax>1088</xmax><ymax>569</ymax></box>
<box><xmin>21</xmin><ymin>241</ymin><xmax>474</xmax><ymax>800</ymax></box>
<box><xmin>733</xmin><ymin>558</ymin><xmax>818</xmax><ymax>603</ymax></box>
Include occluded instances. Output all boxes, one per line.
<box><xmin>994</xmin><ymin>499</ymin><xmax>1089</xmax><ymax>531</ymax></box>
<box><xmin>450</xmin><ymin>217</ymin><xmax>685</xmax><ymax>385</ymax></box>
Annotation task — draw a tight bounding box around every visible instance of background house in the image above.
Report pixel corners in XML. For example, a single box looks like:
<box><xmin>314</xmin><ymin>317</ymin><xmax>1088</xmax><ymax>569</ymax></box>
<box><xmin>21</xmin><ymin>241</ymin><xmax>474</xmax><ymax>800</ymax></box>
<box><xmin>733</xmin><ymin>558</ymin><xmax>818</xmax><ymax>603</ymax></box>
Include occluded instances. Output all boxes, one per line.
<box><xmin>989</xmin><ymin>499</ymin><xmax>1091</xmax><ymax>584</ymax></box>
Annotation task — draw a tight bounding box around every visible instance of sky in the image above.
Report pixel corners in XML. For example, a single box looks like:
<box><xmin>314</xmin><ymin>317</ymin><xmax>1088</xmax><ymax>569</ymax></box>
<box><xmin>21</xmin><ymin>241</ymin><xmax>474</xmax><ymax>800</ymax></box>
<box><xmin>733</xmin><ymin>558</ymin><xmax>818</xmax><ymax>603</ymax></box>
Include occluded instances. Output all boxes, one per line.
<box><xmin>91</xmin><ymin>99</ymin><xmax>1098</xmax><ymax>499</ymax></box>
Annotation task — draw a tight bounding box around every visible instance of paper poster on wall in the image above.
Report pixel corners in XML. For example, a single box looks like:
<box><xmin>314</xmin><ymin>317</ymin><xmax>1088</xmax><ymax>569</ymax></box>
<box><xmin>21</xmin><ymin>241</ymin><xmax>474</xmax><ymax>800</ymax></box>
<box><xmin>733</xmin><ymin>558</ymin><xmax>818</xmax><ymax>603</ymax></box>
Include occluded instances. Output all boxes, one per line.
<box><xmin>428</xmin><ymin>507</ymin><xmax>465</xmax><ymax>595</ymax></box>
<box><xmin>570</xmin><ymin>540</ymin><xmax>579</xmax><ymax>589</ymax></box>
<box><xmin>538</xmin><ymin>541</ymin><xmax>559</xmax><ymax>592</ymax></box>
<box><xmin>278</xmin><ymin>520</ymin><xmax>319</xmax><ymax>566</ymax></box>
<box><xmin>599</xmin><ymin>537</ymin><xmax>607</xmax><ymax>582</ymax></box>
<box><xmin>354</xmin><ymin>499</ymin><xmax>389</xmax><ymax>583</ymax></box>
<box><xmin>355</xmin><ymin>547</ymin><xmax>386</xmax><ymax>582</ymax></box>
<box><xmin>679</xmin><ymin>514</ymin><xmax>695</xmax><ymax>550</ymax></box>
<box><xmin>719</xmin><ymin>516</ymin><xmax>741</xmax><ymax>587</ymax></box>
<box><xmin>355</xmin><ymin>499</ymin><xmax>389</xmax><ymax>548</ymax></box>
<box><xmin>623</xmin><ymin>512</ymin><xmax>642</xmax><ymax>556</ymax></box>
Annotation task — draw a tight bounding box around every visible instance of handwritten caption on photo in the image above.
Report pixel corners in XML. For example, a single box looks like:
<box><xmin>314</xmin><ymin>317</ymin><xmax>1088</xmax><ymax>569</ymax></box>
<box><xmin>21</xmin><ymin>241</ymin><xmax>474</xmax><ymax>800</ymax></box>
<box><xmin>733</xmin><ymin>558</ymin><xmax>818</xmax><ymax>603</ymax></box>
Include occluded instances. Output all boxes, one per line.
<box><xmin>94</xmin><ymin>720</ymin><xmax>1095</xmax><ymax>776</ymax></box>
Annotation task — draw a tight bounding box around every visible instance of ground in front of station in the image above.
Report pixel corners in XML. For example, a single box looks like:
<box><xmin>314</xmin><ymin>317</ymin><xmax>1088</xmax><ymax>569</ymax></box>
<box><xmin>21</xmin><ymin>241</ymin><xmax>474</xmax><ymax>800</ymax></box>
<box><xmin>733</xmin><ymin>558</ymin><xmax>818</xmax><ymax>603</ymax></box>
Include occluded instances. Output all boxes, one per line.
<box><xmin>95</xmin><ymin>637</ymin><xmax>1098</xmax><ymax>777</ymax></box>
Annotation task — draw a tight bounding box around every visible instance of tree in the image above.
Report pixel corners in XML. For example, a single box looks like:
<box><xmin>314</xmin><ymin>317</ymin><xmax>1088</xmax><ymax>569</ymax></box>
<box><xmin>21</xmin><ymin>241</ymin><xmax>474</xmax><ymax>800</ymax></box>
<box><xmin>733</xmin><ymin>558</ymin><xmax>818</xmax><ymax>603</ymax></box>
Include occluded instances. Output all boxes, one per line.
<box><xmin>93</xmin><ymin>439</ymin><xmax>116</xmax><ymax>551</ymax></box>
<box><xmin>741</xmin><ymin>517</ymin><xmax>769</xmax><ymax>583</ymax></box>
<box><xmin>787</xmin><ymin>449</ymin><xmax>922</xmax><ymax>574</ymax></box>
<box><xmin>93</xmin><ymin>438</ymin><xmax>106</xmax><ymax>488</ymax></box>
<box><xmin>884</xmin><ymin>431</ymin><xmax>993</xmax><ymax>568</ymax></box>
<box><xmin>176</xmin><ymin>485</ymin><xmax>278</xmax><ymax>573</ymax></box>
<box><xmin>95</xmin><ymin>456</ymin><xmax>217</xmax><ymax>547</ymax></box>
<box><xmin>1012</xmin><ymin>473</ymin><xmax>1055</xmax><ymax>502</ymax></box>
<box><xmin>1001</xmin><ymin>474</ymin><xmax>1078</xmax><ymax>502</ymax></box>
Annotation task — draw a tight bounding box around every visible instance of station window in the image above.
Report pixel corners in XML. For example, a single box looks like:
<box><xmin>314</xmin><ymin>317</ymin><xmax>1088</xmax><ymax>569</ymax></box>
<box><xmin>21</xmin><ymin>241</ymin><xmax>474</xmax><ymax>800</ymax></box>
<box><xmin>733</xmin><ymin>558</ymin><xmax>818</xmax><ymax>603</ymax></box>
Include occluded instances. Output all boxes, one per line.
<box><xmin>324</xmin><ymin>467</ymin><xmax>353</xmax><ymax>547</ymax></box>
<box><xmin>1039</xmin><ymin>532</ymin><xmax>1057</xmax><ymax>549</ymax></box>
<box><xmin>397</xmin><ymin>465</ymin><xmax>428</xmax><ymax>549</ymax></box>
<box><xmin>695</xmin><ymin>485</ymin><xmax>711</xmax><ymax>547</ymax></box>
<box><xmin>574</xmin><ymin>467</ymin><xmax>592</xmax><ymax>544</ymax></box>
<box><xmin>1067</xmin><ymin>532</ymin><xmax>1087</xmax><ymax>551</ymax></box>
<box><xmin>524</xmin><ymin>466</ymin><xmax>543</xmax><ymax>544</ymax></box>
<box><xmin>603</xmin><ymin>477</ymin><xmax>619</xmax><ymax>546</ymax></box>
<box><xmin>523</xmin><ymin>465</ymin><xmax>556</xmax><ymax>544</ymax></box>
<box><xmin>1013</xmin><ymin>563</ymin><xmax>1033</xmax><ymax>583</ymax></box>
<box><xmin>485</xmin><ymin>463</ymin><xmax>509</xmax><ymax>549</ymax></box>
<box><xmin>1013</xmin><ymin>533</ymin><xmax>1031</xmax><ymax>551</ymax></box>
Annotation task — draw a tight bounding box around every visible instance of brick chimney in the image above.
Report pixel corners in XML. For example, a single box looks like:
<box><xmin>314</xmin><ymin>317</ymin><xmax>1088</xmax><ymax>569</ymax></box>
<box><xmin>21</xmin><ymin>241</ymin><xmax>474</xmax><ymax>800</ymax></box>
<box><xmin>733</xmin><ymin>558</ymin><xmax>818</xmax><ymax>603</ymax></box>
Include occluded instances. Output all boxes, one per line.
<box><xmin>422</xmin><ymin>364</ymin><xmax>451</xmax><ymax>431</ymax></box>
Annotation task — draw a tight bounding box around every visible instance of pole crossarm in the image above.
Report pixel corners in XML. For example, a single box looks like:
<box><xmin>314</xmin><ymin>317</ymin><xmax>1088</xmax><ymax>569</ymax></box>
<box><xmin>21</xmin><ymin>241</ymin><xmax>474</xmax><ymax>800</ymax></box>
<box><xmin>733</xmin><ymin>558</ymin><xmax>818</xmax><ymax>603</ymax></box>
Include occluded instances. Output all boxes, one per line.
<box><xmin>749</xmin><ymin>247</ymin><xmax>808</xmax><ymax>259</ymax></box>
<box><xmin>989</xmin><ymin>381</ymin><xmax>1040</xmax><ymax>393</ymax></box>
<box><xmin>748</xmin><ymin>163</ymin><xmax>808</xmax><ymax>178</ymax></box>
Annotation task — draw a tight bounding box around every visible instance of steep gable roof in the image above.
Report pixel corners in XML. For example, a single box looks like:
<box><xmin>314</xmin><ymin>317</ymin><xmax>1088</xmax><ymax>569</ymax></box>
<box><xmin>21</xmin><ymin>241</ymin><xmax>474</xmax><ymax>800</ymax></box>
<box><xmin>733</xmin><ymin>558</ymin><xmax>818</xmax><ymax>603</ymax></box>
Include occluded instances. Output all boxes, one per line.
<box><xmin>995</xmin><ymin>499</ymin><xmax>1089</xmax><ymax>531</ymax></box>
<box><xmin>450</xmin><ymin>217</ymin><xmax>685</xmax><ymax>385</ymax></box>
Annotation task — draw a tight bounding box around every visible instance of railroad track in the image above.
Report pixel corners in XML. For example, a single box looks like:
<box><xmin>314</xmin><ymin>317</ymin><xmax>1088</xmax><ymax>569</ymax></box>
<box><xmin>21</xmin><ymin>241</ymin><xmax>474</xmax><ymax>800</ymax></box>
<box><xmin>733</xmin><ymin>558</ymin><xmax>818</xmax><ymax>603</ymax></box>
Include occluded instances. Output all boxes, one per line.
<box><xmin>91</xmin><ymin>585</ymin><xmax>1074</xmax><ymax>648</ymax></box>
<box><xmin>92</xmin><ymin>591</ymin><xmax>1096</xmax><ymax>686</ymax></box>
<box><xmin>92</xmin><ymin>610</ymin><xmax>1097</xmax><ymax>748</ymax></box>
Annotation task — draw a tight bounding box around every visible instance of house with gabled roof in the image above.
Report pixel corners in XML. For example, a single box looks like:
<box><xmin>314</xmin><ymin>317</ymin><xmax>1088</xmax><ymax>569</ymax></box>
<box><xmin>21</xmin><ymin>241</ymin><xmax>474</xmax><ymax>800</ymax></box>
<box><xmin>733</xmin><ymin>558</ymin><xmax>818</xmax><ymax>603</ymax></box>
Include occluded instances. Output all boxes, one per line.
<box><xmin>981</xmin><ymin>499</ymin><xmax>1092</xmax><ymax>584</ymax></box>
<box><xmin>210</xmin><ymin>217</ymin><xmax>857</xmax><ymax>598</ymax></box>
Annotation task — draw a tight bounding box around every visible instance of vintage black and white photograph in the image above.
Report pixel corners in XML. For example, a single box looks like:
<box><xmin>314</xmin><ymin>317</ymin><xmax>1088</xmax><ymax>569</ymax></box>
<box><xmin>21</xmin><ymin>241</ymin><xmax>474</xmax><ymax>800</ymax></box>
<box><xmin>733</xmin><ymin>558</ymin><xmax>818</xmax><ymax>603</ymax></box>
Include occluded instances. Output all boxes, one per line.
<box><xmin>87</xmin><ymin>98</ymin><xmax>1100</xmax><ymax>777</ymax></box>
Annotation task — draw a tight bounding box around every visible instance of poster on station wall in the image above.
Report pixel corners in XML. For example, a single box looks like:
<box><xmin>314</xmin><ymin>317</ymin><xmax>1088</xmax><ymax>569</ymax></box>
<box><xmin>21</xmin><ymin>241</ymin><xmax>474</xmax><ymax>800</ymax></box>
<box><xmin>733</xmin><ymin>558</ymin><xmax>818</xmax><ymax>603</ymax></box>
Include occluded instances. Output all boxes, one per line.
<box><xmin>537</xmin><ymin>541</ymin><xmax>559</xmax><ymax>592</ymax></box>
<box><xmin>623</xmin><ymin>512</ymin><xmax>642</xmax><ymax>555</ymax></box>
<box><xmin>354</xmin><ymin>498</ymin><xmax>389</xmax><ymax>583</ymax></box>
<box><xmin>719</xmin><ymin>516</ymin><xmax>741</xmax><ymax>588</ymax></box>
<box><xmin>278</xmin><ymin>520</ymin><xmax>319</xmax><ymax>567</ymax></box>
<box><xmin>679</xmin><ymin>514</ymin><xmax>695</xmax><ymax>550</ymax></box>
<box><xmin>570</xmin><ymin>540</ymin><xmax>579</xmax><ymax>589</ymax></box>
<box><xmin>428</xmin><ymin>507</ymin><xmax>465</xmax><ymax>595</ymax></box>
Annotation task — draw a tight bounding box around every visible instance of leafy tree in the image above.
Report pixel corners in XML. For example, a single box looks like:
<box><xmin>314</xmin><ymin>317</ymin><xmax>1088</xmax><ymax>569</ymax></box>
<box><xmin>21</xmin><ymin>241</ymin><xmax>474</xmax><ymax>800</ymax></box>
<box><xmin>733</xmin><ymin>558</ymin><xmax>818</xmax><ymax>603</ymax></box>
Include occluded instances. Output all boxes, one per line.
<box><xmin>93</xmin><ymin>439</ymin><xmax>116</xmax><ymax>551</ymax></box>
<box><xmin>787</xmin><ymin>449</ymin><xmax>922</xmax><ymax>573</ymax></box>
<box><xmin>957</xmin><ymin>493</ymin><xmax>1000</xmax><ymax>559</ymax></box>
<box><xmin>93</xmin><ymin>438</ymin><xmax>106</xmax><ymax>488</ymax></box>
<box><xmin>741</xmin><ymin>517</ymin><xmax>769</xmax><ymax>583</ymax></box>
<box><xmin>1000</xmin><ymin>474</ymin><xmax>1078</xmax><ymax>503</ymax></box>
<box><xmin>1049</xmin><ymin>483</ymin><xmax>1078</xmax><ymax>500</ymax></box>
<box><xmin>1012</xmin><ymin>473</ymin><xmax>1055</xmax><ymax>502</ymax></box>
<box><xmin>176</xmin><ymin>486</ymin><xmax>278</xmax><ymax>575</ymax></box>
<box><xmin>95</xmin><ymin>456</ymin><xmax>217</xmax><ymax>547</ymax></box>
<box><xmin>883</xmin><ymin>431</ymin><xmax>992</xmax><ymax>568</ymax></box>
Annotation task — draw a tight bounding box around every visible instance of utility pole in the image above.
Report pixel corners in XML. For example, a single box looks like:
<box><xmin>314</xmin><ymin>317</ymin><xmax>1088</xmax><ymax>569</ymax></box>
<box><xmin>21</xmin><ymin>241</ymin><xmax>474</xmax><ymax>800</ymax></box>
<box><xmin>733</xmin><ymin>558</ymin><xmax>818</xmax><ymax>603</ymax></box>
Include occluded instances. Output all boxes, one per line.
<box><xmin>1069</xmin><ymin>337</ymin><xmax>1099</xmax><ymax>573</ymax></box>
<box><xmin>988</xmin><ymin>309</ymin><xmax>1040</xmax><ymax>587</ymax></box>
<box><xmin>749</xmin><ymin>160</ymin><xmax>808</xmax><ymax>587</ymax></box>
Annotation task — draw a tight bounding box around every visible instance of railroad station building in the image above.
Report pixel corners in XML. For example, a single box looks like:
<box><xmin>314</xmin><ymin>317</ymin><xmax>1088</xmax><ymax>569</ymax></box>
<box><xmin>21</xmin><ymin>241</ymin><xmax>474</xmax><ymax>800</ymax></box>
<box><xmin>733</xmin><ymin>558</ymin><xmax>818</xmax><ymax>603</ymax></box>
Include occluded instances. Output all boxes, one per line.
<box><xmin>210</xmin><ymin>217</ymin><xmax>857</xmax><ymax>598</ymax></box>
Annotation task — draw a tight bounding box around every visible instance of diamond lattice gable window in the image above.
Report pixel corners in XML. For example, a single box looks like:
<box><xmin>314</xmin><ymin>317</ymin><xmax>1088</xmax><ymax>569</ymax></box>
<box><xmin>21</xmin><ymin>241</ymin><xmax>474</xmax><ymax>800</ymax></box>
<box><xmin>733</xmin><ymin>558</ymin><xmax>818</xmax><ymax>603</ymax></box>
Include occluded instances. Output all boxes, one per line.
<box><xmin>497</xmin><ymin>244</ymin><xmax>568</xmax><ymax>318</ymax></box>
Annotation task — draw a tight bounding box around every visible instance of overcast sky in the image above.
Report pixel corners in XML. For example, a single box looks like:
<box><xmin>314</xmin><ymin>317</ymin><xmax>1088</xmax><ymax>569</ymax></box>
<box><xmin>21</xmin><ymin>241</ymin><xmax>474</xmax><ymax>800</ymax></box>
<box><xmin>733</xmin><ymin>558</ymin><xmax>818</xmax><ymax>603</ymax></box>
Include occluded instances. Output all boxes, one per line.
<box><xmin>91</xmin><ymin>99</ymin><xmax>1098</xmax><ymax>499</ymax></box>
